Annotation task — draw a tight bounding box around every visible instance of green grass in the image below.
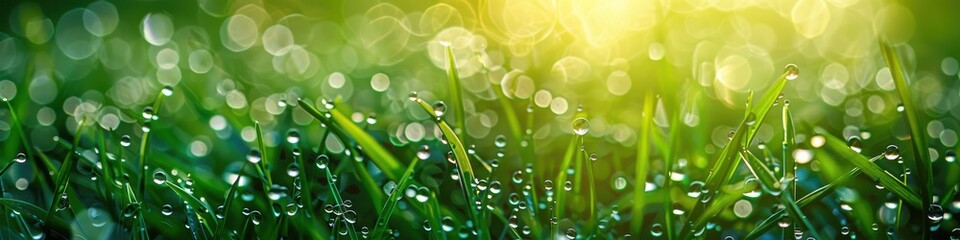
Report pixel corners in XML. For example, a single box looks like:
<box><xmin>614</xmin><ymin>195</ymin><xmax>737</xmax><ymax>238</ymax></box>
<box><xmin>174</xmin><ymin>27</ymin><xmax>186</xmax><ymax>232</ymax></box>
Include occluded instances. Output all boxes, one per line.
<box><xmin>3</xmin><ymin>2</ymin><xmax>960</xmax><ymax>239</ymax></box>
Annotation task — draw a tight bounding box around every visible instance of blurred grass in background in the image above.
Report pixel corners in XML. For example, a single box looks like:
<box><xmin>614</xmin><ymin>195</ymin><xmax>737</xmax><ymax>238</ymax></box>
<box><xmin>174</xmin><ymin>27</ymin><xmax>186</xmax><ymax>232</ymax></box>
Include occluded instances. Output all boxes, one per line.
<box><xmin>1</xmin><ymin>0</ymin><xmax>960</xmax><ymax>239</ymax></box>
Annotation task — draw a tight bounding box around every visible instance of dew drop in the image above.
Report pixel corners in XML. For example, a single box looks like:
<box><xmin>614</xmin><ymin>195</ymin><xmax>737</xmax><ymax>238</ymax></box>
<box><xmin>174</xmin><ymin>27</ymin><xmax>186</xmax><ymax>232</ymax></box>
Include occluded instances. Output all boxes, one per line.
<box><xmin>896</xmin><ymin>103</ymin><xmax>905</xmax><ymax>112</ymax></box>
<box><xmin>784</xmin><ymin>64</ymin><xmax>799</xmax><ymax>80</ymax></box>
<box><xmin>286</xmin><ymin>162</ymin><xmax>300</xmax><ymax>177</ymax></box>
<box><xmin>651</xmin><ymin>223</ymin><xmax>663</xmax><ymax>237</ymax></box>
<box><xmin>286</xmin><ymin>130</ymin><xmax>301</xmax><ymax>144</ymax></box>
<box><xmin>251</xmin><ymin>211</ymin><xmax>262</xmax><ymax>225</ymax></box>
<box><xmin>142</xmin><ymin>107</ymin><xmax>155</xmax><ymax>120</ymax></box>
<box><xmin>929</xmin><ymin>204</ymin><xmax>945</xmax><ymax>222</ymax></box>
<box><xmin>433</xmin><ymin>101</ymin><xmax>447</xmax><ymax>117</ymax></box>
<box><xmin>14</xmin><ymin>152</ymin><xmax>26</xmax><ymax>163</ymax></box>
<box><xmin>847</xmin><ymin>136</ymin><xmax>863</xmax><ymax>153</ymax></box>
<box><xmin>161</xmin><ymin>204</ymin><xmax>173</xmax><ymax>216</ymax></box>
<box><xmin>408</xmin><ymin>91</ymin><xmax>419</xmax><ymax>101</ymax></box>
<box><xmin>417</xmin><ymin>145</ymin><xmax>431</xmax><ymax>160</ymax></box>
<box><xmin>884</xmin><ymin>145</ymin><xmax>900</xmax><ymax>160</ymax></box>
<box><xmin>494</xmin><ymin>135</ymin><xmax>507</xmax><ymax>148</ymax></box>
<box><xmin>247</xmin><ymin>149</ymin><xmax>262</xmax><ymax>164</ymax></box>
<box><xmin>572</xmin><ymin>117</ymin><xmax>590</xmax><ymax>136</ymax></box>
<box><xmin>152</xmin><ymin>170</ymin><xmax>167</xmax><ymax>185</ymax></box>
<box><xmin>315</xmin><ymin>154</ymin><xmax>329</xmax><ymax>169</ymax></box>
<box><xmin>120</xmin><ymin>135</ymin><xmax>132</xmax><ymax>147</ymax></box>
<box><xmin>161</xmin><ymin>85</ymin><xmax>173</xmax><ymax>96</ymax></box>
<box><xmin>565</xmin><ymin>228</ymin><xmax>577</xmax><ymax>239</ymax></box>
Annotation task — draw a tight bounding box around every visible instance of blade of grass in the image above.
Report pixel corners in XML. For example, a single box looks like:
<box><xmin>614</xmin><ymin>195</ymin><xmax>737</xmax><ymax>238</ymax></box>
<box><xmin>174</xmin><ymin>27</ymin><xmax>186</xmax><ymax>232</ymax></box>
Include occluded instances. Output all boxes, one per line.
<box><xmin>137</xmin><ymin>90</ymin><xmax>167</xmax><ymax>199</ymax></box>
<box><xmin>371</xmin><ymin>157</ymin><xmax>420</xmax><ymax>239</ymax></box>
<box><xmin>410</xmin><ymin>96</ymin><xmax>486</xmax><ymax>239</ymax></box>
<box><xmin>255</xmin><ymin>122</ymin><xmax>274</xmax><ymax>184</ymax></box>
<box><xmin>879</xmin><ymin>39</ymin><xmax>932</xmax><ymax>236</ymax></box>
<box><xmin>0</xmin><ymin>198</ymin><xmax>72</xmax><ymax>238</ymax></box>
<box><xmin>743</xmin><ymin>156</ymin><xmax>880</xmax><ymax>239</ymax></box>
<box><xmin>322</xmin><ymin>161</ymin><xmax>358</xmax><ymax>240</ymax></box>
<box><xmin>816</xmin><ymin>128</ymin><xmax>922</xmax><ymax>208</ymax></box>
<box><xmin>553</xmin><ymin>135</ymin><xmax>579</xmax><ymax>236</ymax></box>
<box><xmin>46</xmin><ymin>117</ymin><xmax>86</xmax><ymax>223</ymax></box>
<box><xmin>684</xmin><ymin>70</ymin><xmax>789</xmax><ymax>235</ymax></box>
<box><xmin>739</xmin><ymin>150</ymin><xmax>781</xmax><ymax>194</ymax></box>
<box><xmin>443</xmin><ymin>45</ymin><xmax>466</xmax><ymax>135</ymax></box>
<box><xmin>164</xmin><ymin>181</ymin><xmax>218</xmax><ymax>235</ymax></box>
<box><xmin>216</xmin><ymin>164</ymin><xmax>248</xmax><ymax>239</ymax></box>
<box><xmin>3</xmin><ymin>99</ymin><xmax>55</xmax><ymax>198</ymax></box>
<box><xmin>297</xmin><ymin>99</ymin><xmax>403</xmax><ymax>180</ymax></box>
<box><xmin>661</xmin><ymin>111</ymin><xmax>681</xmax><ymax>240</ymax></box>
<box><xmin>631</xmin><ymin>93</ymin><xmax>655</xmax><ymax>234</ymax></box>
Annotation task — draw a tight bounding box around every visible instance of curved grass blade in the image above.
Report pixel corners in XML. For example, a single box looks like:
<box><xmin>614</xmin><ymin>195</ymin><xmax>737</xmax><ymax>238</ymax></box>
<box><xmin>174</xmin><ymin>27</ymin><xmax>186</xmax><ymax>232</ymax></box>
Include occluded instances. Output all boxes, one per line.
<box><xmin>816</xmin><ymin>129</ymin><xmax>922</xmax><ymax>209</ymax></box>
<box><xmin>0</xmin><ymin>198</ymin><xmax>72</xmax><ymax>238</ymax></box>
<box><xmin>297</xmin><ymin>99</ymin><xmax>403</xmax><ymax>180</ymax></box>
<box><xmin>631</xmin><ymin>93</ymin><xmax>655</xmax><ymax>234</ymax></box>
<box><xmin>371</xmin><ymin>157</ymin><xmax>420</xmax><ymax>239</ymax></box>
<box><xmin>411</xmin><ymin>96</ymin><xmax>486</xmax><ymax>239</ymax></box>
<box><xmin>879</xmin><ymin>39</ymin><xmax>932</xmax><ymax>236</ymax></box>
<box><xmin>743</xmin><ymin>156</ymin><xmax>878</xmax><ymax>239</ymax></box>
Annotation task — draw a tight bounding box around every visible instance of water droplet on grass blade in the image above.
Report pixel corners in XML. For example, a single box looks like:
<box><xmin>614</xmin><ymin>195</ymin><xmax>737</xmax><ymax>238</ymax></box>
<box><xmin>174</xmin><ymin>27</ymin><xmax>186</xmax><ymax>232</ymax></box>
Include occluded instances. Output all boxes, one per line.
<box><xmin>247</xmin><ymin>149</ymin><xmax>261</xmax><ymax>163</ymax></box>
<box><xmin>433</xmin><ymin>101</ymin><xmax>447</xmax><ymax>117</ymax></box>
<box><xmin>884</xmin><ymin>145</ymin><xmax>900</xmax><ymax>160</ymax></box>
<box><xmin>120</xmin><ymin>135</ymin><xmax>132</xmax><ymax>147</ymax></box>
<box><xmin>417</xmin><ymin>145</ymin><xmax>431</xmax><ymax>160</ymax></box>
<box><xmin>161</xmin><ymin>204</ymin><xmax>173</xmax><ymax>216</ymax></box>
<box><xmin>153</xmin><ymin>170</ymin><xmax>167</xmax><ymax>185</ymax></box>
<box><xmin>161</xmin><ymin>85</ymin><xmax>173</xmax><ymax>96</ymax></box>
<box><xmin>565</xmin><ymin>228</ymin><xmax>577</xmax><ymax>239</ymax></box>
<box><xmin>14</xmin><ymin>152</ymin><xmax>26</xmax><ymax>163</ymax></box>
<box><xmin>142</xmin><ymin>107</ymin><xmax>155</xmax><ymax>120</ymax></box>
<box><xmin>572</xmin><ymin>117</ymin><xmax>589</xmax><ymax>136</ymax></box>
<box><xmin>286</xmin><ymin>163</ymin><xmax>300</xmax><ymax>177</ymax></box>
<box><xmin>929</xmin><ymin>204</ymin><xmax>945</xmax><ymax>222</ymax></box>
<box><xmin>847</xmin><ymin>136</ymin><xmax>863</xmax><ymax>153</ymax></box>
<box><xmin>316</xmin><ymin>154</ymin><xmax>329</xmax><ymax>169</ymax></box>
<box><xmin>651</xmin><ymin>223</ymin><xmax>663</xmax><ymax>237</ymax></box>
<box><xmin>784</xmin><ymin>64</ymin><xmax>800</xmax><ymax>80</ymax></box>
<box><xmin>286</xmin><ymin>130</ymin><xmax>300</xmax><ymax>144</ymax></box>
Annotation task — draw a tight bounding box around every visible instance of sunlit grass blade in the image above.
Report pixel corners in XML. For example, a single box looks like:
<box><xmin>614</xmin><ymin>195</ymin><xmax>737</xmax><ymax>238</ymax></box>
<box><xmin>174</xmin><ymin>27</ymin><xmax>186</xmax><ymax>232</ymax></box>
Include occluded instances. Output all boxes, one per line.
<box><xmin>410</xmin><ymin>97</ymin><xmax>485</xmax><ymax>237</ymax></box>
<box><xmin>684</xmin><ymin>182</ymin><xmax>751</xmax><ymax>238</ymax></box>
<box><xmin>879</xmin><ymin>39</ymin><xmax>933</xmax><ymax>234</ymax></box>
<box><xmin>661</xmin><ymin>111</ymin><xmax>681</xmax><ymax>240</ymax></box>
<box><xmin>297</xmin><ymin>99</ymin><xmax>403</xmax><ymax>180</ymax></box>
<box><xmin>743</xmin><ymin>156</ymin><xmax>878</xmax><ymax>239</ymax></box>
<box><xmin>739</xmin><ymin>150</ymin><xmax>780</xmax><ymax>192</ymax></box>
<box><xmin>631</xmin><ymin>93</ymin><xmax>654</xmax><ymax>234</ymax></box>
<box><xmin>816</xmin><ymin>128</ymin><xmax>922</xmax><ymax>208</ymax></box>
<box><xmin>443</xmin><ymin>45</ymin><xmax>466</xmax><ymax>134</ymax></box>
<box><xmin>0</xmin><ymin>198</ymin><xmax>72</xmax><ymax>238</ymax></box>
<box><xmin>553</xmin><ymin>135</ymin><xmax>578</xmax><ymax>236</ymax></box>
<box><xmin>371</xmin><ymin>157</ymin><xmax>419</xmax><ymax>239</ymax></box>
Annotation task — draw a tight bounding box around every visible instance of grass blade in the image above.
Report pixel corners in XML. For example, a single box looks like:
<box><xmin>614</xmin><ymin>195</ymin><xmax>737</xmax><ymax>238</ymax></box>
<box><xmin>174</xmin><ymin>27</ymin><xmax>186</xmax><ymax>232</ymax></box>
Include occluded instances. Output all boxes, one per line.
<box><xmin>743</xmin><ymin>155</ymin><xmax>880</xmax><ymax>239</ymax></box>
<box><xmin>164</xmin><ymin>181</ymin><xmax>218</xmax><ymax>235</ymax></box>
<box><xmin>137</xmin><ymin>90</ymin><xmax>168</xmax><ymax>199</ymax></box>
<box><xmin>45</xmin><ymin>118</ymin><xmax>86</xmax><ymax>223</ymax></box>
<box><xmin>3</xmin><ymin>99</ymin><xmax>56</xmax><ymax>197</ymax></box>
<box><xmin>0</xmin><ymin>198</ymin><xmax>72</xmax><ymax>238</ymax></box>
<box><xmin>371</xmin><ymin>157</ymin><xmax>420</xmax><ymax>239</ymax></box>
<box><xmin>216</xmin><ymin>164</ymin><xmax>248</xmax><ymax>239</ymax></box>
<box><xmin>297</xmin><ymin>99</ymin><xmax>403</xmax><ymax>180</ymax></box>
<box><xmin>816</xmin><ymin>128</ymin><xmax>922</xmax><ymax>208</ymax></box>
<box><xmin>322</xmin><ymin>163</ymin><xmax>359</xmax><ymax>240</ymax></box>
<box><xmin>631</xmin><ymin>93</ymin><xmax>655</xmax><ymax>234</ymax></box>
<box><xmin>879</xmin><ymin>39</ymin><xmax>933</xmax><ymax>234</ymax></box>
<box><xmin>443</xmin><ymin>45</ymin><xmax>466</xmax><ymax>134</ymax></box>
